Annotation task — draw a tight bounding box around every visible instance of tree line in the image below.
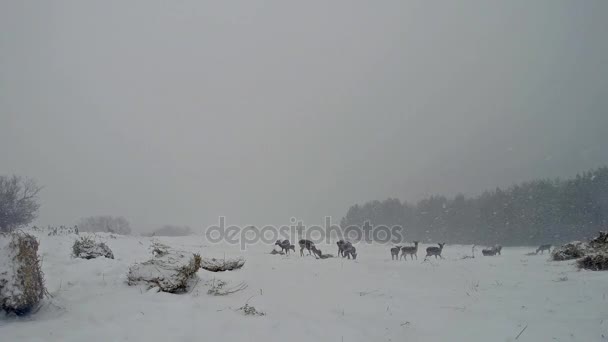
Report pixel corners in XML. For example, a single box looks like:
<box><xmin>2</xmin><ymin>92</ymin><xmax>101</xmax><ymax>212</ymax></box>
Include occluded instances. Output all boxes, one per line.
<box><xmin>340</xmin><ymin>166</ymin><xmax>608</xmax><ymax>246</ymax></box>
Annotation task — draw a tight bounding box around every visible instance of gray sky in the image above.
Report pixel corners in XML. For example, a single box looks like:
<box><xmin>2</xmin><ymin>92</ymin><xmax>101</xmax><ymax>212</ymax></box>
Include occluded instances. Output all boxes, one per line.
<box><xmin>1</xmin><ymin>1</ymin><xmax>607</xmax><ymax>231</ymax></box>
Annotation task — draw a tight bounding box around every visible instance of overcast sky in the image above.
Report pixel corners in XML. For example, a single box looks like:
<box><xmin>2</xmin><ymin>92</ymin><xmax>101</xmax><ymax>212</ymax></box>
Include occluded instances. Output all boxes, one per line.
<box><xmin>1</xmin><ymin>1</ymin><xmax>607</xmax><ymax>231</ymax></box>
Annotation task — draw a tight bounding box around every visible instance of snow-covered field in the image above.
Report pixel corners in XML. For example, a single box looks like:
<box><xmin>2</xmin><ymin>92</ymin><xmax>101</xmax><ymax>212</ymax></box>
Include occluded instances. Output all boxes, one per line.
<box><xmin>1</xmin><ymin>233</ymin><xmax>607</xmax><ymax>342</ymax></box>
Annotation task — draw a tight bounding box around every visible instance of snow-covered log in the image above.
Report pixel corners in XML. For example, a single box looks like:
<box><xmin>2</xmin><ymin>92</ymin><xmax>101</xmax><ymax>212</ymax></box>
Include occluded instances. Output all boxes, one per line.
<box><xmin>127</xmin><ymin>251</ymin><xmax>202</xmax><ymax>293</ymax></box>
<box><xmin>200</xmin><ymin>256</ymin><xmax>245</xmax><ymax>272</ymax></box>
<box><xmin>0</xmin><ymin>232</ymin><xmax>45</xmax><ymax>315</ymax></box>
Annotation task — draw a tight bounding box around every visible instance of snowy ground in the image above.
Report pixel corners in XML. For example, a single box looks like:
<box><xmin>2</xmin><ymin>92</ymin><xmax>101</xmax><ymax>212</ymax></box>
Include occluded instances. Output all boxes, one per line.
<box><xmin>1</xmin><ymin>233</ymin><xmax>607</xmax><ymax>342</ymax></box>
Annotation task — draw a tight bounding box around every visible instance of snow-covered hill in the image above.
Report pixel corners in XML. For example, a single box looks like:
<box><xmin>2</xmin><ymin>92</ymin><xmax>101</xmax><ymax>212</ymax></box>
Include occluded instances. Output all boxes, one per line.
<box><xmin>1</xmin><ymin>233</ymin><xmax>607</xmax><ymax>341</ymax></box>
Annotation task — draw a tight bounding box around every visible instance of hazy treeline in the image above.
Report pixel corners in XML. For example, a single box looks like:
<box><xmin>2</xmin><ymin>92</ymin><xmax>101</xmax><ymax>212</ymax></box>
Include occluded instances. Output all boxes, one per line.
<box><xmin>142</xmin><ymin>225</ymin><xmax>193</xmax><ymax>237</ymax></box>
<box><xmin>78</xmin><ymin>215</ymin><xmax>132</xmax><ymax>235</ymax></box>
<box><xmin>340</xmin><ymin>167</ymin><xmax>608</xmax><ymax>246</ymax></box>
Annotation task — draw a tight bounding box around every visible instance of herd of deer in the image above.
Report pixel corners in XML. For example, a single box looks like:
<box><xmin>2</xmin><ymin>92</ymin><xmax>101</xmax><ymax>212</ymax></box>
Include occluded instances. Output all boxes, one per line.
<box><xmin>274</xmin><ymin>239</ymin><xmax>357</xmax><ymax>259</ymax></box>
<box><xmin>274</xmin><ymin>239</ymin><xmax>554</xmax><ymax>260</ymax></box>
<box><xmin>390</xmin><ymin>241</ymin><xmax>446</xmax><ymax>260</ymax></box>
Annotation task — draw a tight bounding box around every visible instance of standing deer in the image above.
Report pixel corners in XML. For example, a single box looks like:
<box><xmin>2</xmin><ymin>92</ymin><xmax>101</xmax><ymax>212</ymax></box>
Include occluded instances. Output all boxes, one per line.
<box><xmin>342</xmin><ymin>244</ymin><xmax>357</xmax><ymax>259</ymax></box>
<box><xmin>299</xmin><ymin>239</ymin><xmax>315</xmax><ymax>257</ymax></box>
<box><xmin>337</xmin><ymin>240</ymin><xmax>352</xmax><ymax>257</ymax></box>
<box><xmin>275</xmin><ymin>240</ymin><xmax>295</xmax><ymax>255</ymax></box>
<box><xmin>536</xmin><ymin>244</ymin><xmax>552</xmax><ymax>254</ymax></box>
<box><xmin>400</xmin><ymin>241</ymin><xmax>419</xmax><ymax>260</ymax></box>
<box><xmin>425</xmin><ymin>243</ymin><xmax>446</xmax><ymax>260</ymax></box>
<box><xmin>390</xmin><ymin>246</ymin><xmax>401</xmax><ymax>260</ymax></box>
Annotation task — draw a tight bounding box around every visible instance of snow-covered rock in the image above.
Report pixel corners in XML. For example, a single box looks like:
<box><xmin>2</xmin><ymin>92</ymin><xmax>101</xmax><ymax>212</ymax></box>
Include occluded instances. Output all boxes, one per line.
<box><xmin>0</xmin><ymin>232</ymin><xmax>45</xmax><ymax>315</ymax></box>
<box><xmin>72</xmin><ymin>236</ymin><xmax>114</xmax><ymax>259</ymax></box>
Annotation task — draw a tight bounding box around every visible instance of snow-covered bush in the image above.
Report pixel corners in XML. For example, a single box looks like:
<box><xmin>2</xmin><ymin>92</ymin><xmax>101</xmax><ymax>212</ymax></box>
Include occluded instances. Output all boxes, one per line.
<box><xmin>577</xmin><ymin>253</ymin><xmax>608</xmax><ymax>271</ymax></box>
<box><xmin>577</xmin><ymin>231</ymin><xmax>608</xmax><ymax>271</ymax></box>
<box><xmin>552</xmin><ymin>232</ymin><xmax>608</xmax><ymax>271</ymax></box>
<box><xmin>72</xmin><ymin>236</ymin><xmax>114</xmax><ymax>259</ymax></box>
<box><xmin>200</xmin><ymin>256</ymin><xmax>245</xmax><ymax>272</ymax></box>
<box><xmin>0</xmin><ymin>232</ymin><xmax>45</xmax><ymax>315</ymax></box>
<box><xmin>551</xmin><ymin>241</ymin><xmax>589</xmax><ymax>261</ymax></box>
<box><xmin>127</xmin><ymin>251</ymin><xmax>202</xmax><ymax>293</ymax></box>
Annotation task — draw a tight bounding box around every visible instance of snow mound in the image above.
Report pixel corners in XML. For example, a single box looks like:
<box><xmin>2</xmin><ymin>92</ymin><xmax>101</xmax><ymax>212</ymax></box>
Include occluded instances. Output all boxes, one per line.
<box><xmin>0</xmin><ymin>232</ymin><xmax>45</xmax><ymax>315</ymax></box>
<box><xmin>200</xmin><ymin>256</ymin><xmax>245</xmax><ymax>272</ymax></box>
<box><xmin>127</xmin><ymin>250</ymin><xmax>202</xmax><ymax>293</ymax></box>
<box><xmin>72</xmin><ymin>236</ymin><xmax>114</xmax><ymax>259</ymax></box>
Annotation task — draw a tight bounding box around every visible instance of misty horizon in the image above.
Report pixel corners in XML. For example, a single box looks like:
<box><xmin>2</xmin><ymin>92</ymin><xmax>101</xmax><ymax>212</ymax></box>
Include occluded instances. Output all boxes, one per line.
<box><xmin>2</xmin><ymin>1</ymin><xmax>607</xmax><ymax>232</ymax></box>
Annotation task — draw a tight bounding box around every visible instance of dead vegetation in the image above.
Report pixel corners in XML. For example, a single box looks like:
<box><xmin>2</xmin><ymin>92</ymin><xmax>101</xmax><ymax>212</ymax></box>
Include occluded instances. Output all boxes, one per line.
<box><xmin>237</xmin><ymin>303</ymin><xmax>265</xmax><ymax>316</ymax></box>
<box><xmin>0</xmin><ymin>232</ymin><xmax>46</xmax><ymax>315</ymax></box>
<box><xmin>206</xmin><ymin>278</ymin><xmax>248</xmax><ymax>296</ymax></box>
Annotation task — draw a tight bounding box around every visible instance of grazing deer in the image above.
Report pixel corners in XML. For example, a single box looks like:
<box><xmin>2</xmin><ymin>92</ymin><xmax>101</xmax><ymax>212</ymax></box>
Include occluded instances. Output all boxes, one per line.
<box><xmin>311</xmin><ymin>246</ymin><xmax>334</xmax><ymax>259</ymax></box>
<box><xmin>342</xmin><ymin>244</ymin><xmax>357</xmax><ymax>260</ymax></box>
<box><xmin>493</xmin><ymin>245</ymin><xmax>502</xmax><ymax>255</ymax></box>
<box><xmin>275</xmin><ymin>240</ymin><xmax>295</xmax><ymax>255</ymax></box>
<box><xmin>390</xmin><ymin>246</ymin><xmax>401</xmax><ymax>260</ymax></box>
<box><xmin>299</xmin><ymin>239</ymin><xmax>315</xmax><ymax>257</ymax></box>
<box><xmin>337</xmin><ymin>240</ymin><xmax>352</xmax><ymax>257</ymax></box>
<box><xmin>400</xmin><ymin>241</ymin><xmax>419</xmax><ymax>260</ymax></box>
<box><xmin>536</xmin><ymin>244</ymin><xmax>551</xmax><ymax>254</ymax></box>
<box><xmin>425</xmin><ymin>243</ymin><xmax>445</xmax><ymax>260</ymax></box>
<box><xmin>311</xmin><ymin>246</ymin><xmax>322</xmax><ymax>259</ymax></box>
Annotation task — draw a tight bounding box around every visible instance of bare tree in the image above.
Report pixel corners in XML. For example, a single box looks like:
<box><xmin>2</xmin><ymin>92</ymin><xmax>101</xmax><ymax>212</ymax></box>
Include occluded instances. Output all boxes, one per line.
<box><xmin>0</xmin><ymin>175</ymin><xmax>43</xmax><ymax>232</ymax></box>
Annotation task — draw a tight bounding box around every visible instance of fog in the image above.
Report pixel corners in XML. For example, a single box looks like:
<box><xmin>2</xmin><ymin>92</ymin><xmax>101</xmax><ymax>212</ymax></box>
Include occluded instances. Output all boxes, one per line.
<box><xmin>1</xmin><ymin>1</ymin><xmax>607</xmax><ymax>231</ymax></box>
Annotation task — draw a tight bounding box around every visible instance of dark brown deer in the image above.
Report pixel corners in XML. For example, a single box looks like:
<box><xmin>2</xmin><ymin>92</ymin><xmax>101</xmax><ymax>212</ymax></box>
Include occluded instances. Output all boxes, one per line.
<box><xmin>275</xmin><ymin>240</ymin><xmax>295</xmax><ymax>255</ymax></box>
<box><xmin>390</xmin><ymin>246</ymin><xmax>401</xmax><ymax>260</ymax></box>
<box><xmin>400</xmin><ymin>241</ymin><xmax>419</xmax><ymax>260</ymax></box>
<box><xmin>299</xmin><ymin>239</ymin><xmax>315</xmax><ymax>257</ymax></box>
<box><xmin>482</xmin><ymin>245</ymin><xmax>502</xmax><ymax>256</ymax></box>
<box><xmin>342</xmin><ymin>244</ymin><xmax>357</xmax><ymax>259</ymax></box>
<box><xmin>425</xmin><ymin>243</ymin><xmax>445</xmax><ymax>260</ymax></box>
<box><xmin>337</xmin><ymin>240</ymin><xmax>352</xmax><ymax>257</ymax></box>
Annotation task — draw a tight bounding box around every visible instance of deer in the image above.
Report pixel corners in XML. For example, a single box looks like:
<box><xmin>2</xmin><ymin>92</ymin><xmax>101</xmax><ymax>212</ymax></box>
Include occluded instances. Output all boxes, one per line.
<box><xmin>342</xmin><ymin>244</ymin><xmax>357</xmax><ymax>260</ymax></box>
<box><xmin>275</xmin><ymin>240</ymin><xmax>295</xmax><ymax>255</ymax></box>
<box><xmin>299</xmin><ymin>239</ymin><xmax>315</xmax><ymax>257</ymax></box>
<box><xmin>311</xmin><ymin>246</ymin><xmax>334</xmax><ymax>259</ymax></box>
<box><xmin>425</xmin><ymin>243</ymin><xmax>445</xmax><ymax>260</ymax></box>
<box><xmin>390</xmin><ymin>246</ymin><xmax>402</xmax><ymax>260</ymax></box>
<box><xmin>400</xmin><ymin>241</ymin><xmax>419</xmax><ymax>260</ymax></box>
<box><xmin>536</xmin><ymin>244</ymin><xmax>551</xmax><ymax>254</ymax></box>
<box><xmin>337</xmin><ymin>240</ymin><xmax>352</xmax><ymax>257</ymax></box>
<box><xmin>482</xmin><ymin>244</ymin><xmax>502</xmax><ymax>256</ymax></box>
